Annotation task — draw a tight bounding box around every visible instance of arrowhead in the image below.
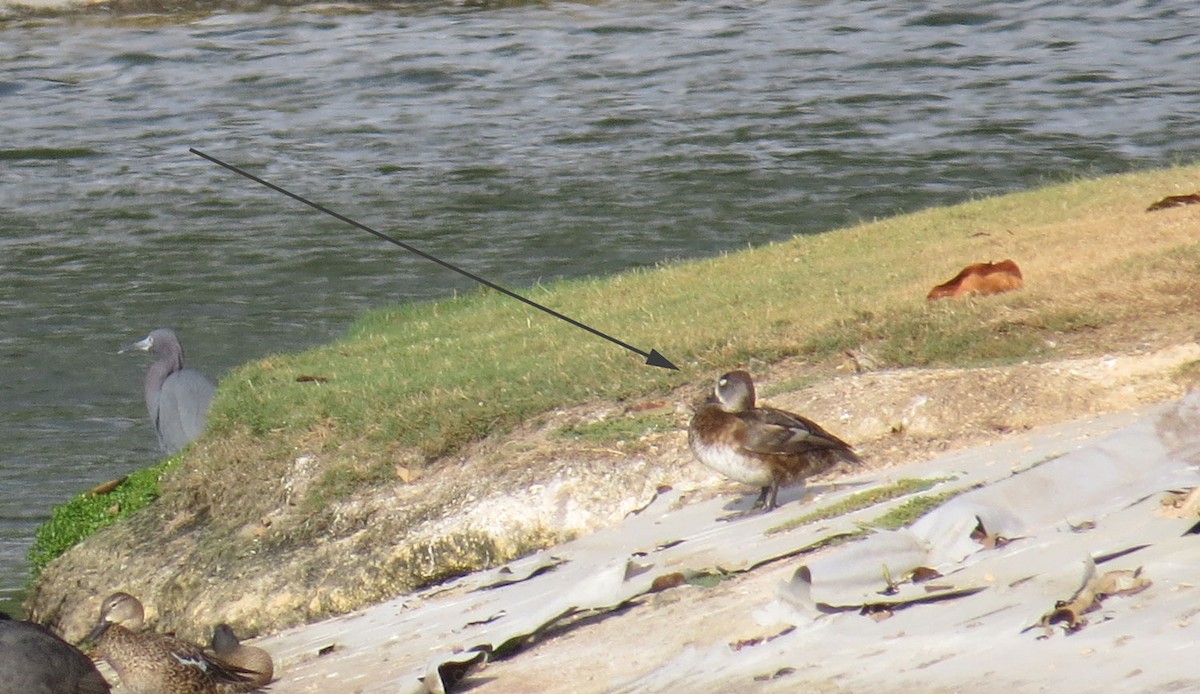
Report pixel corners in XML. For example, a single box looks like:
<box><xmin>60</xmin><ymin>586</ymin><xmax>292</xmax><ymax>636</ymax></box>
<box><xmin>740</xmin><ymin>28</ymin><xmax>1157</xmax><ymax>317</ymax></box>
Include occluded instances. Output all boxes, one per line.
<box><xmin>644</xmin><ymin>349</ymin><xmax>680</xmax><ymax>371</ymax></box>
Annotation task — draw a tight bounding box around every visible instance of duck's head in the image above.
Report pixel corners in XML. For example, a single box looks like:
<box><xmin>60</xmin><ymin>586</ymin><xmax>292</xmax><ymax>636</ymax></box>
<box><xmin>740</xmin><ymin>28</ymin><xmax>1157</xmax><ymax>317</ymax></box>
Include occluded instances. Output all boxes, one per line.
<box><xmin>86</xmin><ymin>592</ymin><xmax>145</xmax><ymax>643</ymax></box>
<box><xmin>711</xmin><ymin>370</ymin><xmax>756</xmax><ymax>412</ymax></box>
<box><xmin>211</xmin><ymin>623</ymin><xmax>240</xmax><ymax>654</ymax></box>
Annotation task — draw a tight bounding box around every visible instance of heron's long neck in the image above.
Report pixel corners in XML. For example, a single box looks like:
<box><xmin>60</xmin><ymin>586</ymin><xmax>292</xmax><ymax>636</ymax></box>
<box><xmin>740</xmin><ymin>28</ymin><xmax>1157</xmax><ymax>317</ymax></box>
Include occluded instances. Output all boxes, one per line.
<box><xmin>144</xmin><ymin>354</ymin><xmax>182</xmax><ymax>413</ymax></box>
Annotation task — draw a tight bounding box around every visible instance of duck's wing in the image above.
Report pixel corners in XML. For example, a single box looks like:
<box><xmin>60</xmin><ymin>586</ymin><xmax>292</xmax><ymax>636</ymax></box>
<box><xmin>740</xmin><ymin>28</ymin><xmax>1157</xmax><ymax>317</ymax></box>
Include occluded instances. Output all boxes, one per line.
<box><xmin>152</xmin><ymin>633</ymin><xmax>257</xmax><ymax>685</ymax></box>
<box><xmin>738</xmin><ymin>407</ymin><xmax>860</xmax><ymax>461</ymax></box>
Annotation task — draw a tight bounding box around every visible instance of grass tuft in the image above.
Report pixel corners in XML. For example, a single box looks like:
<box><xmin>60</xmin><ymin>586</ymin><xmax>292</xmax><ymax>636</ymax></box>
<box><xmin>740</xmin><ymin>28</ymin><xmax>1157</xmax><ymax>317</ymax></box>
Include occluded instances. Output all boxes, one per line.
<box><xmin>767</xmin><ymin>477</ymin><xmax>951</xmax><ymax>535</ymax></box>
<box><xmin>868</xmin><ymin>488</ymin><xmax>973</xmax><ymax>530</ymax></box>
<box><xmin>555</xmin><ymin>412</ymin><xmax>675</xmax><ymax>444</ymax></box>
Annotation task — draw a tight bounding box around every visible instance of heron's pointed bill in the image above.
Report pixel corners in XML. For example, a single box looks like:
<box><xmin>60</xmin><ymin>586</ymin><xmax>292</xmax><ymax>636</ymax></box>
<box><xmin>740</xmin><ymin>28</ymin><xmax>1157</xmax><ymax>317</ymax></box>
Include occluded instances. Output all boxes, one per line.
<box><xmin>118</xmin><ymin>335</ymin><xmax>154</xmax><ymax>354</ymax></box>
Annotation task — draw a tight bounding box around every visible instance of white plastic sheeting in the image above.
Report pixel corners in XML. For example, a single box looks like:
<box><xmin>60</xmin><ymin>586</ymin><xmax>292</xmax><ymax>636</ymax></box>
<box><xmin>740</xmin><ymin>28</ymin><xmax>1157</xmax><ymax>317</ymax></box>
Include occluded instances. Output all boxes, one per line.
<box><xmin>783</xmin><ymin>397</ymin><xmax>1198</xmax><ymax>612</ymax></box>
<box><xmin>619</xmin><ymin>394</ymin><xmax>1200</xmax><ymax>693</ymax></box>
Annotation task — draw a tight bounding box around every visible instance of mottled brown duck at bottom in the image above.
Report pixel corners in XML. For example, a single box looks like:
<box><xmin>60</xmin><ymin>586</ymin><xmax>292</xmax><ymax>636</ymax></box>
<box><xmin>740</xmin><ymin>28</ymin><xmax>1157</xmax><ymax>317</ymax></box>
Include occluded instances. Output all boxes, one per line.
<box><xmin>689</xmin><ymin>370</ymin><xmax>861</xmax><ymax>515</ymax></box>
<box><xmin>86</xmin><ymin>593</ymin><xmax>263</xmax><ymax>694</ymax></box>
<box><xmin>209</xmin><ymin>624</ymin><xmax>274</xmax><ymax>689</ymax></box>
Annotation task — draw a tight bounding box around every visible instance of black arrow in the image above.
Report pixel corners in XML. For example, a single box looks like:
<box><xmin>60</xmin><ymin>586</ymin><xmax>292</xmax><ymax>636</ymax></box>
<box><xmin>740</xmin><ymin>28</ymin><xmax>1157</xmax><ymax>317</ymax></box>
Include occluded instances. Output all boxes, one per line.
<box><xmin>190</xmin><ymin>148</ymin><xmax>680</xmax><ymax>371</ymax></box>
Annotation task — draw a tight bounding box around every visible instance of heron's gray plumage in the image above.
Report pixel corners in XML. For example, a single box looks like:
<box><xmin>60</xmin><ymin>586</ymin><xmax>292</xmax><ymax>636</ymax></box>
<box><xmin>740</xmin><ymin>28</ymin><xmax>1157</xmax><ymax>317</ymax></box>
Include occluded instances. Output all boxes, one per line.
<box><xmin>121</xmin><ymin>328</ymin><xmax>215</xmax><ymax>454</ymax></box>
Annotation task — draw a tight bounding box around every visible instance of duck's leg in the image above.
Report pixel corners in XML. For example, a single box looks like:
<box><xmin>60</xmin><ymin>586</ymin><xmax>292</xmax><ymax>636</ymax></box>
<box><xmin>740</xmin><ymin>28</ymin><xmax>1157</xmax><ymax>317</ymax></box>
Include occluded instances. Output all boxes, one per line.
<box><xmin>719</xmin><ymin>485</ymin><xmax>776</xmax><ymax>522</ymax></box>
<box><xmin>752</xmin><ymin>483</ymin><xmax>779</xmax><ymax>512</ymax></box>
<box><xmin>751</xmin><ymin>486</ymin><xmax>770</xmax><ymax>509</ymax></box>
<box><xmin>762</xmin><ymin>482</ymin><xmax>780</xmax><ymax>511</ymax></box>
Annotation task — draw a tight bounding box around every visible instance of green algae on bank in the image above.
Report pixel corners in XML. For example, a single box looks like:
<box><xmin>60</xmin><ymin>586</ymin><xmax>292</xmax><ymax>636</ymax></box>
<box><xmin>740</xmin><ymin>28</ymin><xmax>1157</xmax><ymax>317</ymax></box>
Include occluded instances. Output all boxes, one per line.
<box><xmin>27</xmin><ymin>459</ymin><xmax>176</xmax><ymax>576</ymax></box>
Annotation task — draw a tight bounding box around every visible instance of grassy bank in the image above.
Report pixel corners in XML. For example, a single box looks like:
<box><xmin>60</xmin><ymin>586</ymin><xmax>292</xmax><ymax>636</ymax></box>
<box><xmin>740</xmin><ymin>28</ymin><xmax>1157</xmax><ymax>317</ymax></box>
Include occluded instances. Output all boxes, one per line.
<box><xmin>29</xmin><ymin>163</ymin><xmax>1200</xmax><ymax>576</ymax></box>
<box><xmin>193</xmin><ymin>163</ymin><xmax>1200</xmax><ymax>510</ymax></box>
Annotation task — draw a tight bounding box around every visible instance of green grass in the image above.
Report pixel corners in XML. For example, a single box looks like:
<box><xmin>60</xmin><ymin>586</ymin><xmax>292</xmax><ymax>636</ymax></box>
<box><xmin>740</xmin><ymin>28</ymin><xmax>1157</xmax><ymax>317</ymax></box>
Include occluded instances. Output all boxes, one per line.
<box><xmin>304</xmin><ymin>458</ymin><xmax>398</xmax><ymax>512</ymax></box>
<box><xmin>766</xmin><ymin>477</ymin><xmax>951</xmax><ymax>535</ymax></box>
<box><xmin>867</xmin><ymin>488</ymin><xmax>973</xmax><ymax>530</ymax></box>
<box><xmin>206</xmin><ymin>178</ymin><xmax>1134</xmax><ymax>467</ymax></box>
<box><xmin>205</xmin><ymin>285</ymin><xmax>687</xmax><ymax>459</ymax></box>
<box><xmin>554</xmin><ymin>411</ymin><xmax>674</xmax><ymax>444</ymax></box>
<box><xmin>686</xmin><ymin>571</ymin><xmax>731</xmax><ymax>588</ymax></box>
<box><xmin>763</xmin><ymin>479</ymin><xmax>976</xmax><ymax>565</ymax></box>
<box><xmin>27</xmin><ymin>459</ymin><xmax>176</xmax><ymax>575</ymax></box>
<box><xmin>802</xmin><ymin>302</ymin><xmax>1110</xmax><ymax>368</ymax></box>
<box><xmin>758</xmin><ymin>374</ymin><xmax>820</xmax><ymax>399</ymax></box>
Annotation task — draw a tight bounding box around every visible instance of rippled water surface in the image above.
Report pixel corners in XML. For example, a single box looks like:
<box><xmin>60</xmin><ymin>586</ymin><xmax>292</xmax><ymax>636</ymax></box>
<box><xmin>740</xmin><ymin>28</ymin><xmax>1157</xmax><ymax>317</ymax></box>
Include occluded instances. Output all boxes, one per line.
<box><xmin>2</xmin><ymin>0</ymin><xmax>1199</xmax><ymax>610</ymax></box>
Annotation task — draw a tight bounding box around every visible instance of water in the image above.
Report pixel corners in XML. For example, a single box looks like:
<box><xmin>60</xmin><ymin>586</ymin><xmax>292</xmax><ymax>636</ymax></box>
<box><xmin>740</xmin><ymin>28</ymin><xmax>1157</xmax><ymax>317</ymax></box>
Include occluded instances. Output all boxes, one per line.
<box><xmin>2</xmin><ymin>0</ymin><xmax>1199</xmax><ymax>612</ymax></box>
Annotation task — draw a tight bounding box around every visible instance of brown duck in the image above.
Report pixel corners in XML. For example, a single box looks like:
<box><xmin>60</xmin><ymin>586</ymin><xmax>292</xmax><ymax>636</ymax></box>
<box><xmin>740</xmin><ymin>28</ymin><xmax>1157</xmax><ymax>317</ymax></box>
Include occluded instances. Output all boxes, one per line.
<box><xmin>209</xmin><ymin>624</ymin><xmax>274</xmax><ymax>689</ymax></box>
<box><xmin>86</xmin><ymin>592</ymin><xmax>262</xmax><ymax>694</ymax></box>
<box><xmin>689</xmin><ymin>370</ymin><xmax>861</xmax><ymax>513</ymax></box>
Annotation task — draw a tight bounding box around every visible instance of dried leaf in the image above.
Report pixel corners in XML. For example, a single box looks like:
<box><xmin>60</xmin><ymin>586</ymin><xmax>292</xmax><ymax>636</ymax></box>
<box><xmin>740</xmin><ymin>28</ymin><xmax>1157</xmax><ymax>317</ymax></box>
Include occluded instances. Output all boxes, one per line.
<box><xmin>295</xmin><ymin>374</ymin><xmax>329</xmax><ymax>383</ymax></box>
<box><xmin>87</xmin><ymin>477</ymin><xmax>126</xmax><ymax>496</ymax></box>
<box><xmin>1146</xmin><ymin>192</ymin><xmax>1200</xmax><ymax>212</ymax></box>
<box><xmin>650</xmin><ymin>573</ymin><xmax>687</xmax><ymax>593</ymax></box>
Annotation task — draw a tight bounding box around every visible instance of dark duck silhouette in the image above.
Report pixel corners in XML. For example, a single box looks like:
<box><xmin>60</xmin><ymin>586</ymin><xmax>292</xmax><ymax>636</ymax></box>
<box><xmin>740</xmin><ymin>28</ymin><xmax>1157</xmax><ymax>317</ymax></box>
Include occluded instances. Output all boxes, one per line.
<box><xmin>0</xmin><ymin>611</ymin><xmax>111</xmax><ymax>693</ymax></box>
<box><xmin>688</xmin><ymin>370</ymin><xmax>861</xmax><ymax>514</ymax></box>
